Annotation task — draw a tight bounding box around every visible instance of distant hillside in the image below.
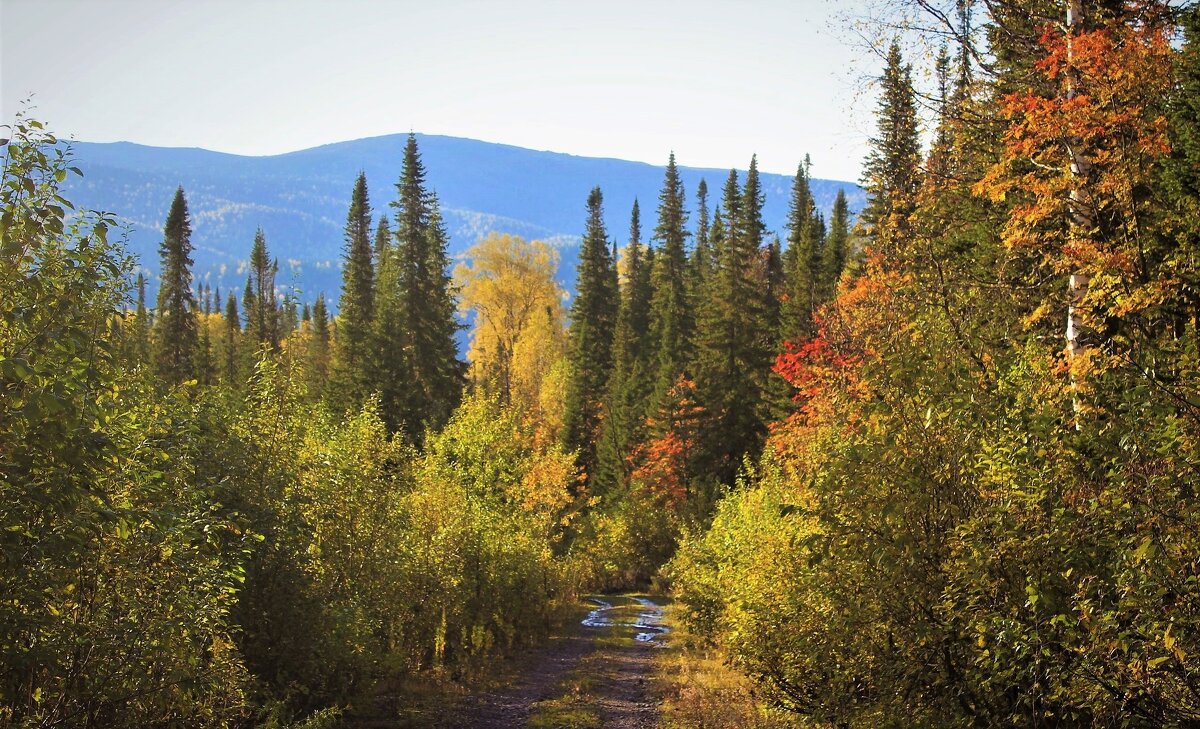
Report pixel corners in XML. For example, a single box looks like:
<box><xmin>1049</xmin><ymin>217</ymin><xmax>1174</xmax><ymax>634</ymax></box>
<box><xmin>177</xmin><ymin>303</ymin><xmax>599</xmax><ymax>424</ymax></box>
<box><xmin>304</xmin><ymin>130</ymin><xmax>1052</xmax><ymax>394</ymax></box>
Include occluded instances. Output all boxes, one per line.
<box><xmin>61</xmin><ymin>134</ymin><xmax>865</xmax><ymax>306</ymax></box>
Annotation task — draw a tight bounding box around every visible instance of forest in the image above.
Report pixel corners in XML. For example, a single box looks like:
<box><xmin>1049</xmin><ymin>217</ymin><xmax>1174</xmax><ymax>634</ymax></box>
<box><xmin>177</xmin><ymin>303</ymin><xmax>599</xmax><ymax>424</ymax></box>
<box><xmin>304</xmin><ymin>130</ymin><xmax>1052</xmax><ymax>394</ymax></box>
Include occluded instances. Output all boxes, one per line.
<box><xmin>4</xmin><ymin>0</ymin><xmax>1200</xmax><ymax>726</ymax></box>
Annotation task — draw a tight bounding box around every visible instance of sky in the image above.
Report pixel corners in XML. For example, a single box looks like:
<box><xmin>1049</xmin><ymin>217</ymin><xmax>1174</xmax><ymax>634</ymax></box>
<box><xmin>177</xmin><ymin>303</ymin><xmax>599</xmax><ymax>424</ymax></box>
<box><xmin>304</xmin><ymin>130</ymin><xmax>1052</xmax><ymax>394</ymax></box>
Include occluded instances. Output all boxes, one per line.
<box><xmin>1</xmin><ymin>0</ymin><xmax>880</xmax><ymax>182</ymax></box>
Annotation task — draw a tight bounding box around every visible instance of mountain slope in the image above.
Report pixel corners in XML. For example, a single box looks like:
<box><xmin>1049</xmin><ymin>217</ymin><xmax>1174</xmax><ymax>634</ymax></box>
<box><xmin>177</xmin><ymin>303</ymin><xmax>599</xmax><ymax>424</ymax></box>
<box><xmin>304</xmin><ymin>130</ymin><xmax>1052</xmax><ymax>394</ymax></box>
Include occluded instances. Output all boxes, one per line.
<box><xmin>61</xmin><ymin>134</ymin><xmax>865</xmax><ymax>305</ymax></box>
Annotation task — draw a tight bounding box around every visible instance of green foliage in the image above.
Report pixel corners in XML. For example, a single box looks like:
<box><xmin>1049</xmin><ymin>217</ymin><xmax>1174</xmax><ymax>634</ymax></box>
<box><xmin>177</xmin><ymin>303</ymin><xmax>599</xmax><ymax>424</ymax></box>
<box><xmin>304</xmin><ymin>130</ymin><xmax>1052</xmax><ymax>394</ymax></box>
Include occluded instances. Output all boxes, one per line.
<box><xmin>152</xmin><ymin>186</ymin><xmax>198</xmax><ymax>385</ymax></box>
<box><xmin>563</xmin><ymin>186</ymin><xmax>618</xmax><ymax>482</ymax></box>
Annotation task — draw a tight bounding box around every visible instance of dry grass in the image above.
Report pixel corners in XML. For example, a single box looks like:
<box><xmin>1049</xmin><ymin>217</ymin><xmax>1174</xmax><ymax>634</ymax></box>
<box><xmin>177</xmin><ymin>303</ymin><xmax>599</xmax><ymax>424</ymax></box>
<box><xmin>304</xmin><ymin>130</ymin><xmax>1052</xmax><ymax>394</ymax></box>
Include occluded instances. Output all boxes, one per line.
<box><xmin>652</xmin><ymin>616</ymin><xmax>796</xmax><ymax>729</ymax></box>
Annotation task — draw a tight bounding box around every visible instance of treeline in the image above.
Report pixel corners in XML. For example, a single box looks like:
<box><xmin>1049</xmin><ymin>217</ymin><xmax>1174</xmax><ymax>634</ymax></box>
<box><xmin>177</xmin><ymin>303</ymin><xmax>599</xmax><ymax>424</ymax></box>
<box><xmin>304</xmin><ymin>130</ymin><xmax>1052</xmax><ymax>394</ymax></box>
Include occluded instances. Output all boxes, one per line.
<box><xmin>672</xmin><ymin>1</ymin><xmax>1200</xmax><ymax>726</ymax></box>
<box><xmin>0</xmin><ymin>125</ymin><xmax>584</xmax><ymax>727</ymax></box>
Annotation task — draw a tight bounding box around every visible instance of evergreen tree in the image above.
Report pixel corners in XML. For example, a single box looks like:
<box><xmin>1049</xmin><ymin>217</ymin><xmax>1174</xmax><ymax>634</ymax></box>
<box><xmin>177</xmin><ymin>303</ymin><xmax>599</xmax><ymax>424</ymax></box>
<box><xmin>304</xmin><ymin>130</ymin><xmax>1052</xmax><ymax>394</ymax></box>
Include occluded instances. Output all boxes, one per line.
<box><xmin>222</xmin><ymin>292</ymin><xmax>240</xmax><ymax>384</ymax></box>
<box><xmin>860</xmin><ymin>41</ymin><xmax>922</xmax><ymax>253</ymax></box>
<box><xmin>823</xmin><ymin>190</ymin><xmax>850</xmax><ymax>297</ymax></box>
<box><xmin>564</xmin><ymin>187</ymin><xmax>618</xmax><ymax>480</ymax></box>
<box><xmin>244</xmin><ymin>229</ymin><xmax>280</xmax><ymax>351</ymax></box>
<box><xmin>152</xmin><ymin>186</ymin><xmax>198</xmax><ymax>384</ymax></box>
<box><xmin>129</xmin><ymin>272</ymin><xmax>151</xmax><ymax>367</ymax></box>
<box><xmin>596</xmin><ymin>200</ymin><xmax>656</xmax><ymax>492</ymax></box>
<box><xmin>333</xmin><ymin>172</ymin><xmax>375</xmax><ymax>409</ymax></box>
<box><xmin>373</xmin><ymin>214</ymin><xmax>391</xmax><ymax>262</ymax></box>
<box><xmin>690</xmin><ymin>179</ymin><xmax>713</xmax><ymax>288</ymax></box>
<box><xmin>691</xmin><ymin>161</ymin><xmax>772</xmax><ymax>488</ymax></box>
<box><xmin>648</xmin><ymin>152</ymin><xmax>692</xmax><ymax>406</ymax></box>
<box><xmin>307</xmin><ymin>293</ymin><xmax>331</xmax><ymax>399</ymax></box>
<box><xmin>381</xmin><ymin>134</ymin><xmax>464</xmax><ymax>437</ymax></box>
<box><xmin>370</xmin><ymin>240</ymin><xmax>410</xmax><ymax>434</ymax></box>
<box><xmin>780</xmin><ymin>159</ymin><xmax>825</xmax><ymax>342</ymax></box>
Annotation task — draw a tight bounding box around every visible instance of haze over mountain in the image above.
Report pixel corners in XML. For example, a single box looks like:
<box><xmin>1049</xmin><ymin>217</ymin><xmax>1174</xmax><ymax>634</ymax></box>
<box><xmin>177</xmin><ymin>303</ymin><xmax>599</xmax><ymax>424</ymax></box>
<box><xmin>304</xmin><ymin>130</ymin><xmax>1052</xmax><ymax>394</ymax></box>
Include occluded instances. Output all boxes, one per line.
<box><xmin>61</xmin><ymin>133</ymin><xmax>864</xmax><ymax>306</ymax></box>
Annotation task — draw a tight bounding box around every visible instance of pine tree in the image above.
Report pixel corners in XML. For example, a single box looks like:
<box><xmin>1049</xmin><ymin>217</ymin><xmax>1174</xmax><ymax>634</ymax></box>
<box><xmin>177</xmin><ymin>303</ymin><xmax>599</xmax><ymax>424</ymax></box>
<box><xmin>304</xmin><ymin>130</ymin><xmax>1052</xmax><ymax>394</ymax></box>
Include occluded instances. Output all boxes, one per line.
<box><xmin>780</xmin><ymin>159</ymin><xmax>824</xmax><ymax>342</ymax></box>
<box><xmin>690</xmin><ymin>179</ymin><xmax>713</xmax><ymax>289</ymax></box>
<box><xmin>370</xmin><ymin>240</ymin><xmax>409</xmax><ymax>434</ymax></box>
<box><xmin>564</xmin><ymin>187</ymin><xmax>618</xmax><ymax>479</ymax></box>
<box><xmin>648</xmin><ymin>152</ymin><xmax>692</xmax><ymax>406</ymax></box>
<box><xmin>222</xmin><ymin>292</ymin><xmax>240</xmax><ymax>384</ymax></box>
<box><xmin>823</xmin><ymin>189</ymin><xmax>850</xmax><ymax>296</ymax></box>
<box><xmin>307</xmin><ymin>293</ymin><xmax>331</xmax><ymax>399</ymax></box>
<box><xmin>333</xmin><ymin>172</ymin><xmax>375</xmax><ymax>409</ymax></box>
<box><xmin>691</xmin><ymin>161</ymin><xmax>772</xmax><ymax>488</ymax></box>
<box><xmin>244</xmin><ymin>228</ymin><xmax>280</xmax><ymax>351</ymax></box>
<box><xmin>129</xmin><ymin>272</ymin><xmax>151</xmax><ymax>367</ymax></box>
<box><xmin>596</xmin><ymin>200</ymin><xmax>656</xmax><ymax>492</ymax></box>
<box><xmin>373</xmin><ymin>214</ymin><xmax>391</xmax><ymax>262</ymax></box>
<box><xmin>152</xmin><ymin>186</ymin><xmax>198</xmax><ymax>384</ymax></box>
<box><xmin>382</xmin><ymin>134</ymin><xmax>464</xmax><ymax>438</ymax></box>
<box><xmin>860</xmin><ymin>41</ymin><xmax>922</xmax><ymax>253</ymax></box>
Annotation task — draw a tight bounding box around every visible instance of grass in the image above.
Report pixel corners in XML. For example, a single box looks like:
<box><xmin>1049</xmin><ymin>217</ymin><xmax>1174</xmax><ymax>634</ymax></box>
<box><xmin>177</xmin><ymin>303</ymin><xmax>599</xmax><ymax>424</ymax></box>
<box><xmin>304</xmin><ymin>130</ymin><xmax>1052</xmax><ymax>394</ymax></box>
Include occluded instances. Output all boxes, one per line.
<box><xmin>651</xmin><ymin>607</ymin><xmax>797</xmax><ymax>729</ymax></box>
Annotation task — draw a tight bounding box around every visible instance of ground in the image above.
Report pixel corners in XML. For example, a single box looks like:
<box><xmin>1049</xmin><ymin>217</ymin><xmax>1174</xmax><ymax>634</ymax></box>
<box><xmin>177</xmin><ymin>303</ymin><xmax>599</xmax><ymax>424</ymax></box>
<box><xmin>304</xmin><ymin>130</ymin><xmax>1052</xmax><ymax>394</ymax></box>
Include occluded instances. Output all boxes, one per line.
<box><xmin>349</xmin><ymin>595</ymin><xmax>668</xmax><ymax>729</ymax></box>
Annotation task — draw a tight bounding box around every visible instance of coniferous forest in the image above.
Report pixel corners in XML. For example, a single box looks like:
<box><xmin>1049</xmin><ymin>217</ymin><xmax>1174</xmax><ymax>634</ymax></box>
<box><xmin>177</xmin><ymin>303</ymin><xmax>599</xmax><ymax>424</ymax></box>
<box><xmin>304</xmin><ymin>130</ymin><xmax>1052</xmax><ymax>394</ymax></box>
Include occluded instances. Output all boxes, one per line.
<box><xmin>5</xmin><ymin>1</ymin><xmax>1200</xmax><ymax>727</ymax></box>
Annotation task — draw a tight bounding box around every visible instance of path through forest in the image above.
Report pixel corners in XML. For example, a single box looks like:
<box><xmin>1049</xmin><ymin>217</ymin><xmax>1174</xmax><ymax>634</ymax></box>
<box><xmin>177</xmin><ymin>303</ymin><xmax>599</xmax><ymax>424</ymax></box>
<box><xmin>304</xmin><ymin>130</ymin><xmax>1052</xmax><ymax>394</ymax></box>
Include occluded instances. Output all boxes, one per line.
<box><xmin>358</xmin><ymin>595</ymin><xmax>670</xmax><ymax>728</ymax></box>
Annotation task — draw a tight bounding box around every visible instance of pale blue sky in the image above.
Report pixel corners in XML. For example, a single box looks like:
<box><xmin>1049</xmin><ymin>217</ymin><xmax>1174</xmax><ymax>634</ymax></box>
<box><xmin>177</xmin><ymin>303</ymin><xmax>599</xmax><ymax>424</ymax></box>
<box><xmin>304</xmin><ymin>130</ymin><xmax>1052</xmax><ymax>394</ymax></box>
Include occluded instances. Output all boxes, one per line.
<box><xmin>2</xmin><ymin>0</ymin><xmax>880</xmax><ymax>181</ymax></box>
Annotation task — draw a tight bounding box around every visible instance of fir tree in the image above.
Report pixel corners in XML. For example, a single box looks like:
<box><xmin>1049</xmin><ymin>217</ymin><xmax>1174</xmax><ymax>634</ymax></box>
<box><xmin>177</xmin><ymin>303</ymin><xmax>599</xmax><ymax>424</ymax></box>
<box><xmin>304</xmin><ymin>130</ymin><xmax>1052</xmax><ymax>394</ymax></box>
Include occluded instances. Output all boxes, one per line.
<box><xmin>648</xmin><ymin>152</ymin><xmax>692</xmax><ymax>406</ymax></box>
<box><xmin>308</xmin><ymin>293</ymin><xmax>331</xmax><ymax>399</ymax></box>
<box><xmin>333</xmin><ymin>171</ymin><xmax>375</xmax><ymax>409</ymax></box>
<box><xmin>823</xmin><ymin>189</ymin><xmax>850</xmax><ymax>297</ymax></box>
<box><xmin>222</xmin><ymin>292</ymin><xmax>240</xmax><ymax>385</ymax></box>
<box><xmin>244</xmin><ymin>229</ymin><xmax>280</xmax><ymax>351</ymax></box>
<box><xmin>596</xmin><ymin>200</ymin><xmax>656</xmax><ymax>492</ymax></box>
<box><xmin>564</xmin><ymin>187</ymin><xmax>618</xmax><ymax>480</ymax></box>
<box><xmin>382</xmin><ymin>134</ymin><xmax>464</xmax><ymax>437</ymax></box>
<box><xmin>130</xmin><ymin>272</ymin><xmax>151</xmax><ymax>367</ymax></box>
<box><xmin>690</xmin><ymin>178</ymin><xmax>714</xmax><ymax>296</ymax></box>
<box><xmin>691</xmin><ymin>161</ymin><xmax>772</xmax><ymax>488</ymax></box>
<box><xmin>373</xmin><ymin>214</ymin><xmax>391</xmax><ymax>262</ymax></box>
<box><xmin>780</xmin><ymin>160</ymin><xmax>823</xmax><ymax>342</ymax></box>
<box><xmin>152</xmin><ymin>186</ymin><xmax>198</xmax><ymax>384</ymax></box>
<box><xmin>860</xmin><ymin>41</ymin><xmax>922</xmax><ymax>252</ymax></box>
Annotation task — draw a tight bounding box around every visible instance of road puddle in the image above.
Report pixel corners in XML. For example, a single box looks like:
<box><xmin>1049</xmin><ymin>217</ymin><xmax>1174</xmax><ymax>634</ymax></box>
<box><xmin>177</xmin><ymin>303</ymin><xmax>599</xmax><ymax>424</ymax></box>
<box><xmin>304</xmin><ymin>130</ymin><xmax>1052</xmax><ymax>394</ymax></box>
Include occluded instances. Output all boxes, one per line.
<box><xmin>581</xmin><ymin>596</ymin><xmax>669</xmax><ymax>646</ymax></box>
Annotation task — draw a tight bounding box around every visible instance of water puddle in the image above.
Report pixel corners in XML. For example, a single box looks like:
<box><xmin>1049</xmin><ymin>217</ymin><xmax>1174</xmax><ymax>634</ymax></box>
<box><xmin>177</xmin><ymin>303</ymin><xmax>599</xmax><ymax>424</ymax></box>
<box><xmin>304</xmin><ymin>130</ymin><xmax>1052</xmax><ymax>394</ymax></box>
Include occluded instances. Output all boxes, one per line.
<box><xmin>581</xmin><ymin>596</ymin><xmax>669</xmax><ymax>646</ymax></box>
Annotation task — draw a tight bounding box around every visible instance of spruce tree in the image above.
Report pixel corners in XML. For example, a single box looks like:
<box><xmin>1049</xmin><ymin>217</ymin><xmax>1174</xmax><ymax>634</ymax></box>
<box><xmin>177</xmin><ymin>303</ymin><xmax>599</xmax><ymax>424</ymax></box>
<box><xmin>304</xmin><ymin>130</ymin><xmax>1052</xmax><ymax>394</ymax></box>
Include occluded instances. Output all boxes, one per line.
<box><xmin>564</xmin><ymin>187</ymin><xmax>618</xmax><ymax>479</ymax></box>
<box><xmin>307</xmin><ymin>293</ymin><xmax>331</xmax><ymax>398</ymax></box>
<box><xmin>648</xmin><ymin>152</ymin><xmax>692</xmax><ymax>406</ymax></box>
<box><xmin>222</xmin><ymin>292</ymin><xmax>240</xmax><ymax>384</ymax></box>
<box><xmin>692</xmin><ymin>161</ymin><xmax>772</xmax><ymax>488</ymax></box>
<box><xmin>244</xmin><ymin>229</ymin><xmax>280</xmax><ymax>351</ymax></box>
<box><xmin>130</xmin><ymin>272</ymin><xmax>151</xmax><ymax>367</ymax></box>
<box><xmin>780</xmin><ymin>161</ymin><xmax>822</xmax><ymax>341</ymax></box>
<box><xmin>333</xmin><ymin>171</ymin><xmax>375</xmax><ymax>409</ymax></box>
<box><xmin>370</xmin><ymin>240</ymin><xmax>410</xmax><ymax>434</ymax></box>
<box><xmin>382</xmin><ymin>134</ymin><xmax>464</xmax><ymax>437</ymax></box>
<box><xmin>823</xmin><ymin>190</ymin><xmax>850</xmax><ymax>297</ymax></box>
<box><xmin>596</xmin><ymin>200</ymin><xmax>656</xmax><ymax>492</ymax></box>
<box><xmin>860</xmin><ymin>41</ymin><xmax>922</xmax><ymax>252</ymax></box>
<box><xmin>689</xmin><ymin>179</ymin><xmax>714</xmax><ymax>299</ymax></box>
<box><xmin>153</xmin><ymin>186</ymin><xmax>198</xmax><ymax>384</ymax></box>
<box><xmin>373</xmin><ymin>215</ymin><xmax>391</xmax><ymax>262</ymax></box>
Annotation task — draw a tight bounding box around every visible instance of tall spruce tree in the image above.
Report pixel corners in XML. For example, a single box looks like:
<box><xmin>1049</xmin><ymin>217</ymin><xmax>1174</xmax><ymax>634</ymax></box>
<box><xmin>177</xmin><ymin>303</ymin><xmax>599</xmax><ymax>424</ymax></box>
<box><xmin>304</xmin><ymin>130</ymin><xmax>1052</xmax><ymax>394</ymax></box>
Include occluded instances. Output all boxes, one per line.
<box><xmin>691</xmin><ymin>162</ymin><xmax>772</xmax><ymax>488</ymax></box>
<box><xmin>860</xmin><ymin>41</ymin><xmax>922</xmax><ymax>252</ymax></box>
<box><xmin>333</xmin><ymin>172</ymin><xmax>375</xmax><ymax>408</ymax></box>
<box><xmin>129</xmin><ymin>272</ymin><xmax>151</xmax><ymax>367</ymax></box>
<box><xmin>596</xmin><ymin>200</ymin><xmax>656</xmax><ymax>492</ymax></box>
<box><xmin>385</xmin><ymin>134</ymin><xmax>464</xmax><ymax>437</ymax></box>
<box><xmin>307</xmin><ymin>293</ymin><xmax>331</xmax><ymax>399</ymax></box>
<box><xmin>244</xmin><ymin>229</ymin><xmax>280</xmax><ymax>351</ymax></box>
<box><xmin>373</xmin><ymin>215</ymin><xmax>391</xmax><ymax>262</ymax></box>
<box><xmin>823</xmin><ymin>189</ymin><xmax>850</xmax><ymax>297</ymax></box>
<box><xmin>222</xmin><ymin>292</ymin><xmax>240</xmax><ymax>384</ymax></box>
<box><xmin>153</xmin><ymin>187</ymin><xmax>198</xmax><ymax>384</ymax></box>
<box><xmin>690</xmin><ymin>179</ymin><xmax>713</xmax><ymax>289</ymax></box>
<box><xmin>648</xmin><ymin>152</ymin><xmax>692</xmax><ymax>407</ymax></box>
<box><xmin>780</xmin><ymin>160</ymin><xmax>821</xmax><ymax>341</ymax></box>
<box><xmin>564</xmin><ymin>187</ymin><xmax>618</xmax><ymax>479</ymax></box>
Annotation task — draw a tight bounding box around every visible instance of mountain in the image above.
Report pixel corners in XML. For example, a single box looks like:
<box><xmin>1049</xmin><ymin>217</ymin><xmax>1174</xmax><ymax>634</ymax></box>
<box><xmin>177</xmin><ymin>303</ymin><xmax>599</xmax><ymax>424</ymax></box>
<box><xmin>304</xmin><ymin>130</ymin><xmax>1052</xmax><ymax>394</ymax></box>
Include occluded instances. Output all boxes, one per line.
<box><xmin>60</xmin><ymin>134</ymin><xmax>865</xmax><ymax>307</ymax></box>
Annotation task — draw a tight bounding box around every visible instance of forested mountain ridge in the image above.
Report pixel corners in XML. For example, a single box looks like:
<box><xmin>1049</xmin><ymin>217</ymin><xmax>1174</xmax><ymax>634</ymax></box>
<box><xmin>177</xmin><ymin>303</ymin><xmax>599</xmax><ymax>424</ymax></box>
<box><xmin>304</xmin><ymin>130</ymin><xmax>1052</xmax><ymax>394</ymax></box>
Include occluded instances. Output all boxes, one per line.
<box><xmin>62</xmin><ymin>134</ymin><xmax>863</xmax><ymax>302</ymax></box>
